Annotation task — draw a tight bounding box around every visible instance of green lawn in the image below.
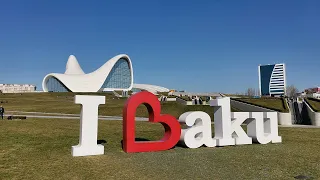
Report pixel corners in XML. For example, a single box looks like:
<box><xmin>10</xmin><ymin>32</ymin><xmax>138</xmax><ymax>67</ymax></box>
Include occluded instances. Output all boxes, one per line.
<box><xmin>0</xmin><ymin>93</ymin><xmax>237</xmax><ymax>120</ymax></box>
<box><xmin>224</xmin><ymin>94</ymin><xmax>250</xmax><ymax>98</ymax></box>
<box><xmin>234</xmin><ymin>98</ymin><xmax>289</xmax><ymax>113</ymax></box>
<box><xmin>1</xmin><ymin>118</ymin><xmax>320</xmax><ymax>179</ymax></box>
<box><xmin>305</xmin><ymin>98</ymin><xmax>320</xmax><ymax>112</ymax></box>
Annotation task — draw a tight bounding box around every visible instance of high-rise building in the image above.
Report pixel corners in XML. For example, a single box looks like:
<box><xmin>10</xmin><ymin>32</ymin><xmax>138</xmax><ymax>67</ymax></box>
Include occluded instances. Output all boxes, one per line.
<box><xmin>258</xmin><ymin>63</ymin><xmax>287</xmax><ymax>97</ymax></box>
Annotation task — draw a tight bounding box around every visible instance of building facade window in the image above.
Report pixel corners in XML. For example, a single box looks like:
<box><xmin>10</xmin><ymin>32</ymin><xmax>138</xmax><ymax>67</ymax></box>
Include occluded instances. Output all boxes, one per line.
<box><xmin>46</xmin><ymin>76</ymin><xmax>70</xmax><ymax>92</ymax></box>
<box><xmin>260</xmin><ymin>65</ymin><xmax>275</xmax><ymax>96</ymax></box>
<box><xmin>259</xmin><ymin>64</ymin><xmax>286</xmax><ymax>96</ymax></box>
<box><xmin>270</xmin><ymin>89</ymin><xmax>284</xmax><ymax>93</ymax></box>
<box><xmin>101</xmin><ymin>58</ymin><xmax>131</xmax><ymax>89</ymax></box>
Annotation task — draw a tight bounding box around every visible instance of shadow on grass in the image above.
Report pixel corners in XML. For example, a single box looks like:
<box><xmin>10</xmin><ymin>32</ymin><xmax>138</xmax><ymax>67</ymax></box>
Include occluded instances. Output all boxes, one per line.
<box><xmin>174</xmin><ymin>141</ymin><xmax>250</xmax><ymax>148</ymax></box>
<box><xmin>120</xmin><ymin>138</ymin><xmax>151</xmax><ymax>150</ymax></box>
<box><xmin>135</xmin><ymin>138</ymin><xmax>151</xmax><ymax>142</ymax></box>
<box><xmin>119</xmin><ymin>138</ymin><xmax>242</xmax><ymax>149</ymax></box>
<box><xmin>174</xmin><ymin>141</ymin><xmax>188</xmax><ymax>148</ymax></box>
<box><xmin>97</xmin><ymin>140</ymin><xmax>107</xmax><ymax>144</ymax></box>
<box><xmin>120</xmin><ymin>138</ymin><xmax>191</xmax><ymax>151</ymax></box>
<box><xmin>118</xmin><ymin>138</ymin><xmax>264</xmax><ymax>152</ymax></box>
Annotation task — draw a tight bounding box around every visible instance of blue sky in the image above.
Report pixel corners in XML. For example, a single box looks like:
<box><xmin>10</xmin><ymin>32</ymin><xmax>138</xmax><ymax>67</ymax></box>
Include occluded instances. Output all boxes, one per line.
<box><xmin>0</xmin><ymin>0</ymin><xmax>319</xmax><ymax>93</ymax></box>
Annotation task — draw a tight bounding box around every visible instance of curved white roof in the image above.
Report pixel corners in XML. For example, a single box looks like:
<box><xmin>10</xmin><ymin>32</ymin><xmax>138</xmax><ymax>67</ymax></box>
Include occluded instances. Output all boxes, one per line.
<box><xmin>64</xmin><ymin>55</ymin><xmax>85</xmax><ymax>75</ymax></box>
<box><xmin>42</xmin><ymin>54</ymin><xmax>133</xmax><ymax>92</ymax></box>
<box><xmin>132</xmin><ymin>84</ymin><xmax>169</xmax><ymax>94</ymax></box>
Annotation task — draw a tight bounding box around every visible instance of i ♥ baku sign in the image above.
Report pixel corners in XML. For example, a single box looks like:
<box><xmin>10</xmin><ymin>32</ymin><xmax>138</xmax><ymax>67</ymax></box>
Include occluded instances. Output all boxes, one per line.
<box><xmin>72</xmin><ymin>91</ymin><xmax>282</xmax><ymax>157</ymax></box>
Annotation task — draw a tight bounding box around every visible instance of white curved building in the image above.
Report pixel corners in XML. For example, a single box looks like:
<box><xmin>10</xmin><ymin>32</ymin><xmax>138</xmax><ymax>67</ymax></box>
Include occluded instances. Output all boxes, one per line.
<box><xmin>42</xmin><ymin>54</ymin><xmax>134</xmax><ymax>92</ymax></box>
<box><xmin>132</xmin><ymin>84</ymin><xmax>169</xmax><ymax>94</ymax></box>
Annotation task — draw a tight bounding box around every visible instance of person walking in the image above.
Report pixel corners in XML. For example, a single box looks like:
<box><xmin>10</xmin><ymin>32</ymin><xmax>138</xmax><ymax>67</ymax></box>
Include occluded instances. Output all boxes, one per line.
<box><xmin>0</xmin><ymin>105</ymin><xmax>4</xmax><ymax>119</ymax></box>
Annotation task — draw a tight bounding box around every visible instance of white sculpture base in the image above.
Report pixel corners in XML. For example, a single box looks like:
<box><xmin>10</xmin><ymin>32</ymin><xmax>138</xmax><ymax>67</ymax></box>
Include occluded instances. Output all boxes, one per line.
<box><xmin>72</xmin><ymin>144</ymin><xmax>104</xmax><ymax>157</ymax></box>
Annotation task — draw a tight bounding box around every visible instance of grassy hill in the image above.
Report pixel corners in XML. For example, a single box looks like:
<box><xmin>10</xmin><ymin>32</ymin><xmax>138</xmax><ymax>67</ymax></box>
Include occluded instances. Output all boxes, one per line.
<box><xmin>305</xmin><ymin>98</ymin><xmax>320</xmax><ymax>112</ymax></box>
<box><xmin>0</xmin><ymin>92</ymin><xmax>238</xmax><ymax>120</ymax></box>
<box><xmin>233</xmin><ymin>98</ymin><xmax>290</xmax><ymax>113</ymax></box>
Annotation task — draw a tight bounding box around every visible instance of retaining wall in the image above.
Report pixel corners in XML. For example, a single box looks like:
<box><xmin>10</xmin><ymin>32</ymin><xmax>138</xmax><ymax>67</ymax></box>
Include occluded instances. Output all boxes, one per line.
<box><xmin>176</xmin><ymin>98</ymin><xmax>193</xmax><ymax>105</ymax></box>
<box><xmin>277</xmin><ymin>112</ymin><xmax>293</xmax><ymax>126</ymax></box>
<box><xmin>166</xmin><ymin>98</ymin><xmax>176</xmax><ymax>102</ymax></box>
<box><xmin>303</xmin><ymin>100</ymin><xmax>320</xmax><ymax>126</ymax></box>
<box><xmin>158</xmin><ymin>97</ymin><xmax>176</xmax><ymax>102</ymax></box>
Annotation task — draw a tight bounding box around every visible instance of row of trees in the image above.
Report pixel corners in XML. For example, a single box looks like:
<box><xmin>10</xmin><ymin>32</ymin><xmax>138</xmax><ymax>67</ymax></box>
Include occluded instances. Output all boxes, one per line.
<box><xmin>244</xmin><ymin>88</ymin><xmax>259</xmax><ymax>97</ymax></box>
<box><xmin>244</xmin><ymin>85</ymin><xmax>299</xmax><ymax>98</ymax></box>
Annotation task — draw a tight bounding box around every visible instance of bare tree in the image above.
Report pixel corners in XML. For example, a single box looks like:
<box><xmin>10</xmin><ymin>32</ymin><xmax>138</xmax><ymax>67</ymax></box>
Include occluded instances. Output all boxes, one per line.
<box><xmin>286</xmin><ymin>85</ymin><xmax>299</xmax><ymax>98</ymax></box>
<box><xmin>245</xmin><ymin>88</ymin><xmax>256</xmax><ymax>97</ymax></box>
<box><xmin>255</xmin><ymin>89</ymin><xmax>260</xmax><ymax>97</ymax></box>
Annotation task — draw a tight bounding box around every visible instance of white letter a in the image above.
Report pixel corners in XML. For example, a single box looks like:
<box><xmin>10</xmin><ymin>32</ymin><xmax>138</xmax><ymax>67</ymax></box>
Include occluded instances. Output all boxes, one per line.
<box><xmin>179</xmin><ymin>111</ymin><xmax>216</xmax><ymax>148</ymax></box>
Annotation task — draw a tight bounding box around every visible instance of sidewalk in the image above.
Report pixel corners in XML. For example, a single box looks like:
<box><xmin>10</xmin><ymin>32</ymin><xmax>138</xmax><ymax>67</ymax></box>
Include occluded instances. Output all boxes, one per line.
<box><xmin>4</xmin><ymin>111</ymin><xmax>320</xmax><ymax>128</ymax></box>
<box><xmin>4</xmin><ymin>111</ymin><xmax>148</xmax><ymax>121</ymax></box>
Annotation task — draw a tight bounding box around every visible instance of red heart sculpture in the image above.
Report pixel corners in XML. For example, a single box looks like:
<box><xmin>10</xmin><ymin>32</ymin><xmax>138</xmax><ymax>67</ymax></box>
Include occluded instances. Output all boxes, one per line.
<box><xmin>123</xmin><ymin>91</ymin><xmax>181</xmax><ymax>153</ymax></box>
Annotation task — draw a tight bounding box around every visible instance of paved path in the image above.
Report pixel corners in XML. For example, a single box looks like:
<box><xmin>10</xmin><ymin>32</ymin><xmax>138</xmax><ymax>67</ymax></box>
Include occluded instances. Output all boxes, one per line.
<box><xmin>5</xmin><ymin>111</ymin><xmax>320</xmax><ymax>128</ymax></box>
<box><xmin>4</xmin><ymin>111</ymin><xmax>148</xmax><ymax>121</ymax></box>
<box><xmin>7</xmin><ymin>111</ymin><xmax>116</xmax><ymax>117</ymax></box>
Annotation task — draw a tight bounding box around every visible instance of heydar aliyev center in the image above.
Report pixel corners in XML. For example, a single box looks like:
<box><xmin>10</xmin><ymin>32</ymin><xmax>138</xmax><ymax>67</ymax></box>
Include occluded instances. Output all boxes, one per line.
<box><xmin>42</xmin><ymin>54</ymin><xmax>169</xmax><ymax>94</ymax></box>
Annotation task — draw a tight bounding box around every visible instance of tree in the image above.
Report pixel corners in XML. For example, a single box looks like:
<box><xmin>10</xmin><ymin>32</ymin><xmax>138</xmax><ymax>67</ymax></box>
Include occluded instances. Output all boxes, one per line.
<box><xmin>286</xmin><ymin>85</ymin><xmax>299</xmax><ymax>98</ymax></box>
<box><xmin>245</xmin><ymin>88</ymin><xmax>256</xmax><ymax>97</ymax></box>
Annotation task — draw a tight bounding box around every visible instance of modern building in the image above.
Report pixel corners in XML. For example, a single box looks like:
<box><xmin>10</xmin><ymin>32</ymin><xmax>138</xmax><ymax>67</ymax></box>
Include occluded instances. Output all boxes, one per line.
<box><xmin>305</xmin><ymin>87</ymin><xmax>320</xmax><ymax>94</ymax></box>
<box><xmin>258</xmin><ymin>63</ymin><xmax>287</xmax><ymax>97</ymax></box>
<box><xmin>132</xmin><ymin>84</ymin><xmax>169</xmax><ymax>94</ymax></box>
<box><xmin>0</xmin><ymin>84</ymin><xmax>36</xmax><ymax>93</ymax></box>
<box><xmin>304</xmin><ymin>87</ymin><xmax>320</xmax><ymax>99</ymax></box>
<box><xmin>42</xmin><ymin>54</ymin><xmax>169</xmax><ymax>94</ymax></box>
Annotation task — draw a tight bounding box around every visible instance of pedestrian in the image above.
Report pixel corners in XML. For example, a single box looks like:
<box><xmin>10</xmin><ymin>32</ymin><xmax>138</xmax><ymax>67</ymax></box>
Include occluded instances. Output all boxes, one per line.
<box><xmin>0</xmin><ymin>105</ymin><xmax>4</xmax><ymax>119</ymax></box>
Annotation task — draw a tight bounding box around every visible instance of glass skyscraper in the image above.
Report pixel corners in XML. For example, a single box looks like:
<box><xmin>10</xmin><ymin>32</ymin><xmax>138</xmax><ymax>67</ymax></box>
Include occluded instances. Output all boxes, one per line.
<box><xmin>258</xmin><ymin>63</ymin><xmax>287</xmax><ymax>96</ymax></box>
